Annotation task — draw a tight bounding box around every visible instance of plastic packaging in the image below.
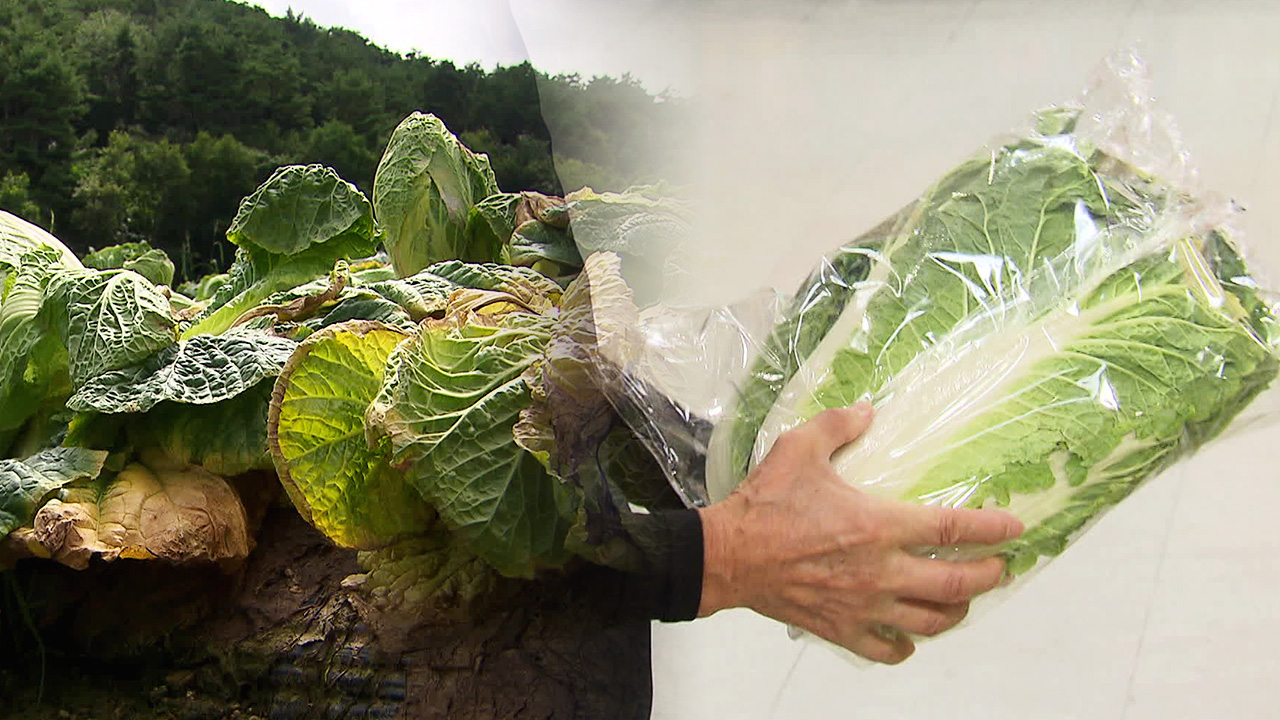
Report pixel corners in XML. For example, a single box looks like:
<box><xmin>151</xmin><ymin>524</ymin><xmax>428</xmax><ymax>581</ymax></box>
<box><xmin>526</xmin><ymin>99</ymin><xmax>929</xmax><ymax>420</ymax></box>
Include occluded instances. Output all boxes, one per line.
<box><xmin>587</xmin><ymin>51</ymin><xmax>1280</xmax><ymax>652</ymax></box>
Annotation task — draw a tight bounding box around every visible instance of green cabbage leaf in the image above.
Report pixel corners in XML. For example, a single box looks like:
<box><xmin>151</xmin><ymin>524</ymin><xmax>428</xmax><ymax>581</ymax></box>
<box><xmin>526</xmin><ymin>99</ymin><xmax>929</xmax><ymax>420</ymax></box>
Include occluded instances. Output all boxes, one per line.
<box><xmin>0</xmin><ymin>210</ymin><xmax>81</xmax><ymax>282</ymax></box>
<box><xmin>126</xmin><ymin>381</ymin><xmax>277</xmax><ymax>476</ymax></box>
<box><xmin>366</xmin><ymin>309</ymin><xmax>575</xmax><ymax>578</ymax></box>
<box><xmin>0</xmin><ymin>248</ymin><xmax>74</xmax><ymax>454</ymax></box>
<box><xmin>82</xmin><ymin>242</ymin><xmax>176</xmax><ymax>287</ymax></box>
<box><xmin>372</xmin><ymin>113</ymin><xmax>501</xmax><ymax>276</ymax></box>
<box><xmin>268</xmin><ymin>321</ymin><xmax>432</xmax><ymax>549</ymax></box>
<box><xmin>0</xmin><ymin>447</ymin><xmax>108</xmax><ymax>537</ymax></box>
<box><xmin>41</xmin><ymin>267</ymin><xmax>179</xmax><ymax>389</ymax></box>
<box><xmin>184</xmin><ymin>165</ymin><xmax>379</xmax><ymax>338</ymax></box>
<box><xmin>68</xmin><ymin>331</ymin><xmax>297</xmax><ymax>414</ymax></box>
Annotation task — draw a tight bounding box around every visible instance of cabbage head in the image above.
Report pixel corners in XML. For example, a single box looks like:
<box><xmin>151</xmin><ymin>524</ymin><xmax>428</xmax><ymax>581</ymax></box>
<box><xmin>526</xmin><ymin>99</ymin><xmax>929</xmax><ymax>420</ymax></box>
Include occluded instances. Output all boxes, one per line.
<box><xmin>708</xmin><ymin>119</ymin><xmax>1279</xmax><ymax>576</ymax></box>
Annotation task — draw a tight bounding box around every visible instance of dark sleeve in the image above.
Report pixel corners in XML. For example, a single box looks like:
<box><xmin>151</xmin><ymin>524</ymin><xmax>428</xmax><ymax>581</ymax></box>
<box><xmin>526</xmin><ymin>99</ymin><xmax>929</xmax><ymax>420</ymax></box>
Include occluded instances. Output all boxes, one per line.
<box><xmin>587</xmin><ymin>508</ymin><xmax>703</xmax><ymax>623</ymax></box>
<box><xmin>626</xmin><ymin>508</ymin><xmax>704</xmax><ymax>622</ymax></box>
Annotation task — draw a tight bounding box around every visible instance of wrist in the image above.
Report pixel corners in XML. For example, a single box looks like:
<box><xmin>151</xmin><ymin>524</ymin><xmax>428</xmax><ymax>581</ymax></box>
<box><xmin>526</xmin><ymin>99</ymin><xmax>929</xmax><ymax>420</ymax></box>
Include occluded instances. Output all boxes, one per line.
<box><xmin>696</xmin><ymin>500</ymin><xmax>742</xmax><ymax>617</ymax></box>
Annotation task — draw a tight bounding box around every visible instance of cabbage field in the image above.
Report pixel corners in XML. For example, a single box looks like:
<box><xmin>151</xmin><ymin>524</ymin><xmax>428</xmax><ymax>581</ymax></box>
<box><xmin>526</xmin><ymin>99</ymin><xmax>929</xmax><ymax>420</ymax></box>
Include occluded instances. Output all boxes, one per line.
<box><xmin>0</xmin><ymin>112</ymin><xmax>680</xmax><ymax>720</ymax></box>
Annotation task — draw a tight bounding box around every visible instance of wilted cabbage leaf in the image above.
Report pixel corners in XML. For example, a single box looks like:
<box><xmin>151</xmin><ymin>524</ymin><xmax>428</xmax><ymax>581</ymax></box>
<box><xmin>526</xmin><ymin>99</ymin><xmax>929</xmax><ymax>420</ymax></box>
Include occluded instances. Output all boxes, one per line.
<box><xmin>373</xmin><ymin>112</ymin><xmax>501</xmax><ymax>276</ymax></box>
<box><xmin>67</xmin><ymin>331</ymin><xmax>297</xmax><ymax>414</ymax></box>
<box><xmin>188</xmin><ymin>247</ymin><xmax>373</xmax><ymax>338</ymax></box>
<box><xmin>224</xmin><ymin>260</ymin><xmax>355</xmax><ymax>331</ymax></box>
<box><xmin>519</xmin><ymin>253</ymin><xmax>682</xmax><ymax>568</ymax></box>
<box><xmin>465</xmin><ymin>191</ymin><xmax>573</xmax><ymax>275</ymax></box>
<box><xmin>367</xmin><ymin>310</ymin><xmax>575</xmax><ymax>578</ymax></box>
<box><xmin>31</xmin><ymin>449</ymin><xmax>252</xmax><ymax>569</ymax></box>
<box><xmin>82</xmin><ymin>242</ymin><xmax>176</xmax><ymax>287</ymax></box>
<box><xmin>520</xmin><ymin>252</ymin><xmax>640</xmax><ymax>476</ymax></box>
<box><xmin>312</xmin><ymin>292</ymin><xmax>414</xmax><ymax>330</ymax></box>
<box><xmin>562</xmin><ymin>186</ymin><xmax>691</xmax><ymax>306</ymax></box>
<box><xmin>467</xmin><ymin>192</ymin><xmax>565</xmax><ymax>244</ymax></box>
<box><xmin>509</xmin><ymin>219</ymin><xmax>582</xmax><ymax>280</ymax></box>
<box><xmin>343</xmin><ymin>531</ymin><xmax>498</xmax><ymax>626</ymax></box>
<box><xmin>0</xmin><ymin>447</ymin><xmax>108</xmax><ymax>537</ymax></box>
<box><xmin>269</xmin><ymin>321</ymin><xmax>433</xmax><ymax>549</ymax></box>
<box><xmin>352</xmin><ymin>258</ymin><xmax>555</xmax><ymax>324</ymax></box>
<box><xmin>426</xmin><ymin>260</ymin><xmax>562</xmax><ymax>312</ymax></box>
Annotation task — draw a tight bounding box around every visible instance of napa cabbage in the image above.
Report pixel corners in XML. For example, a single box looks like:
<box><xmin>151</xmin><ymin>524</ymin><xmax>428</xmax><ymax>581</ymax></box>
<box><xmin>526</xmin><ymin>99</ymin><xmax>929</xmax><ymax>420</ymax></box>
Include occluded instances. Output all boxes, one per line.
<box><xmin>707</xmin><ymin>116</ymin><xmax>1280</xmax><ymax>575</ymax></box>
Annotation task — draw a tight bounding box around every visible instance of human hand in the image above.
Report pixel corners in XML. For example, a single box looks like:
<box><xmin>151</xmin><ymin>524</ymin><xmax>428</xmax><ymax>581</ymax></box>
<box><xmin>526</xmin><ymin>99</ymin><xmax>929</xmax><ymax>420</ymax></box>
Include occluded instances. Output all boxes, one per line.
<box><xmin>696</xmin><ymin>403</ymin><xmax>1024</xmax><ymax>664</ymax></box>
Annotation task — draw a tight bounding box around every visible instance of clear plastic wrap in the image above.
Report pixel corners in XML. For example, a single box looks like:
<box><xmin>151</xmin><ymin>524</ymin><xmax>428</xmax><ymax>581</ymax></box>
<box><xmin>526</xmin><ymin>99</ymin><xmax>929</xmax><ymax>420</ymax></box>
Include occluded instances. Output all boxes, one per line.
<box><xmin>589</xmin><ymin>51</ymin><xmax>1280</xmax><ymax>649</ymax></box>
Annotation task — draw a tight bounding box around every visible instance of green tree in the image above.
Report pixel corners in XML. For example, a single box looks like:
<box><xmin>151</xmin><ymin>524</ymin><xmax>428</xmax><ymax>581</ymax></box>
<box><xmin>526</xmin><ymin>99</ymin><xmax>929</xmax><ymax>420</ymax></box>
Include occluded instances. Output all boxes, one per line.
<box><xmin>0</xmin><ymin>8</ymin><xmax>87</xmax><ymax>224</ymax></box>
<box><xmin>144</xmin><ymin>14</ymin><xmax>241</xmax><ymax>135</ymax></box>
<box><xmin>238</xmin><ymin>38</ymin><xmax>312</xmax><ymax>148</ymax></box>
<box><xmin>460</xmin><ymin>128</ymin><xmax>561</xmax><ymax>195</ymax></box>
<box><xmin>182</xmin><ymin>131</ymin><xmax>274</xmax><ymax>276</ymax></box>
<box><xmin>318</xmin><ymin>68</ymin><xmax>384</xmax><ymax>137</ymax></box>
<box><xmin>70</xmin><ymin>9</ymin><xmax>150</xmax><ymax>137</ymax></box>
<box><xmin>302</xmin><ymin>120</ymin><xmax>378</xmax><ymax>190</ymax></box>
<box><xmin>0</xmin><ymin>172</ymin><xmax>47</xmax><ymax>225</ymax></box>
<box><xmin>466</xmin><ymin>62</ymin><xmax>547</xmax><ymax>143</ymax></box>
<box><xmin>70</xmin><ymin>130</ymin><xmax>191</xmax><ymax>257</ymax></box>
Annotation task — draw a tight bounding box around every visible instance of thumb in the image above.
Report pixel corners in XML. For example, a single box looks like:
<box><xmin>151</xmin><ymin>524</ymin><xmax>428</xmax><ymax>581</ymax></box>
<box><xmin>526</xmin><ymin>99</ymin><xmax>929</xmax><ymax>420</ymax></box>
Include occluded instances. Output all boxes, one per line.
<box><xmin>799</xmin><ymin>403</ymin><xmax>874</xmax><ymax>459</ymax></box>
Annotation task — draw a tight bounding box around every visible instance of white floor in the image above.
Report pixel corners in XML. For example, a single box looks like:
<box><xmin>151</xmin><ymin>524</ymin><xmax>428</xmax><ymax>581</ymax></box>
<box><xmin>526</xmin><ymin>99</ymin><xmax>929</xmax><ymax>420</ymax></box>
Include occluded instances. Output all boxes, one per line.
<box><xmin>580</xmin><ymin>2</ymin><xmax>1280</xmax><ymax>719</ymax></box>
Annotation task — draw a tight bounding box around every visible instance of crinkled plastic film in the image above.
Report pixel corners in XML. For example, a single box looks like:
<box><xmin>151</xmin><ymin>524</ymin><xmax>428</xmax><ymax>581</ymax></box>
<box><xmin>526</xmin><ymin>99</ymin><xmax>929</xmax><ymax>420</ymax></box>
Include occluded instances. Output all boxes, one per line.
<box><xmin>590</xmin><ymin>51</ymin><xmax>1280</xmax><ymax>657</ymax></box>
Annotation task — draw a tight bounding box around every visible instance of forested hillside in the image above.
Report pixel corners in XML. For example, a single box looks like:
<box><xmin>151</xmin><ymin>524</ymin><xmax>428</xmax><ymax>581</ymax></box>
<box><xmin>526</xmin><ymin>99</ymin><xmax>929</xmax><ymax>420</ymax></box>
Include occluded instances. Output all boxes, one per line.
<box><xmin>0</xmin><ymin>0</ymin><xmax>675</xmax><ymax>278</ymax></box>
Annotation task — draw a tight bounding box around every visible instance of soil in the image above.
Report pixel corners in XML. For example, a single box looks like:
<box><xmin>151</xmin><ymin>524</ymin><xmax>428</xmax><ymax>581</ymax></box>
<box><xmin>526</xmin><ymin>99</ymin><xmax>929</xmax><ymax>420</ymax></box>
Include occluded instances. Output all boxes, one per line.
<box><xmin>0</xmin><ymin>508</ymin><xmax>653</xmax><ymax>720</ymax></box>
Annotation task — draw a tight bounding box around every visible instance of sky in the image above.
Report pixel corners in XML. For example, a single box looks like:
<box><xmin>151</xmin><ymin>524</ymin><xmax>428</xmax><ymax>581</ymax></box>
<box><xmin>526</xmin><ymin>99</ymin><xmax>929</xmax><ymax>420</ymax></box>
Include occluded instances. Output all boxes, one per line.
<box><xmin>247</xmin><ymin>0</ymin><xmax>696</xmax><ymax>94</ymax></box>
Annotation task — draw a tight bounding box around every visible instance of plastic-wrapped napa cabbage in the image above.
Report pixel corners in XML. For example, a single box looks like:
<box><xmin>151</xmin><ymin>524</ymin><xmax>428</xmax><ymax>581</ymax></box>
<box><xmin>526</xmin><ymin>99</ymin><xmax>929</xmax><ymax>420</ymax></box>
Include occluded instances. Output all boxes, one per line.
<box><xmin>704</xmin><ymin>114</ymin><xmax>1279</xmax><ymax>578</ymax></box>
<box><xmin>594</xmin><ymin>53</ymin><xmax>1280</xmax><ymax>650</ymax></box>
